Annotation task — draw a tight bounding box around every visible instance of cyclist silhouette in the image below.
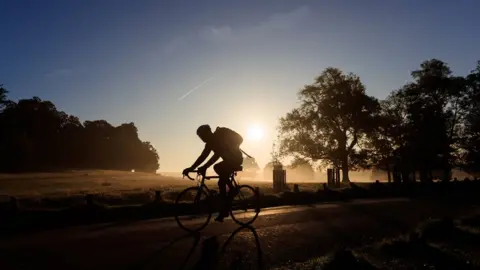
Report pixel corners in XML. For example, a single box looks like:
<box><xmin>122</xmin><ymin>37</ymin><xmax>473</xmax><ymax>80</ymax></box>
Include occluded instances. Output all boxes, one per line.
<box><xmin>183</xmin><ymin>124</ymin><xmax>249</xmax><ymax>222</ymax></box>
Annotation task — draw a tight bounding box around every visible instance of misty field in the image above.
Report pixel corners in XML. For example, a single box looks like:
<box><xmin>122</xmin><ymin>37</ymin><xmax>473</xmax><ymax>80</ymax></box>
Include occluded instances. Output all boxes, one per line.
<box><xmin>0</xmin><ymin>170</ymin><xmax>325</xmax><ymax>209</ymax></box>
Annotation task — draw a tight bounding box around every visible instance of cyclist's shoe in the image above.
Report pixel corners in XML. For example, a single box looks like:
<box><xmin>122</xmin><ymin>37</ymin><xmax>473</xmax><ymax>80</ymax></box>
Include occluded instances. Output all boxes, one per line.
<box><xmin>214</xmin><ymin>212</ymin><xmax>229</xmax><ymax>222</ymax></box>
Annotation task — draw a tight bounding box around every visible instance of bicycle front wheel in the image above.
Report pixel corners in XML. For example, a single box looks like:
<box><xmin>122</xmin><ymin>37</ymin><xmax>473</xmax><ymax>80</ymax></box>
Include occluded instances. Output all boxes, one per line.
<box><xmin>230</xmin><ymin>185</ymin><xmax>260</xmax><ymax>226</ymax></box>
<box><xmin>174</xmin><ymin>187</ymin><xmax>212</xmax><ymax>232</ymax></box>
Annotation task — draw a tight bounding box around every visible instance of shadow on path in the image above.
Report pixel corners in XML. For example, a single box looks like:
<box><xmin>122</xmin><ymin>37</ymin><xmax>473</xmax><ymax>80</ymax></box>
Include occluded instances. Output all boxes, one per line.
<box><xmin>215</xmin><ymin>224</ymin><xmax>264</xmax><ymax>269</ymax></box>
<box><xmin>137</xmin><ymin>224</ymin><xmax>264</xmax><ymax>270</ymax></box>
<box><xmin>136</xmin><ymin>231</ymin><xmax>201</xmax><ymax>270</ymax></box>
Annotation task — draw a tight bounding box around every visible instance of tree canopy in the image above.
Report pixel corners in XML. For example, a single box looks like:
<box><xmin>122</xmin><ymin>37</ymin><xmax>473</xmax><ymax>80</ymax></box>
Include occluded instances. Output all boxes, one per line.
<box><xmin>287</xmin><ymin>157</ymin><xmax>314</xmax><ymax>181</ymax></box>
<box><xmin>278</xmin><ymin>59</ymin><xmax>480</xmax><ymax>182</ymax></box>
<box><xmin>278</xmin><ymin>68</ymin><xmax>380</xmax><ymax>182</ymax></box>
<box><xmin>0</xmin><ymin>89</ymin><xmax>159</xmax><ymax>173</ymax></box>
<box><xmin>242</xmin><ymin>156</ymin><xmax>260</xmax><ymax>171</ymax></box>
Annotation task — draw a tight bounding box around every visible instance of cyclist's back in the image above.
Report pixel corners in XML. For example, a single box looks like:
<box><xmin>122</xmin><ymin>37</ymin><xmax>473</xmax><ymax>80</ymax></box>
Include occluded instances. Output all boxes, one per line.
<box><xmin>206</xmin><ymin>126</ymin><xmax>243</xmax><ymax>166</ymax></box>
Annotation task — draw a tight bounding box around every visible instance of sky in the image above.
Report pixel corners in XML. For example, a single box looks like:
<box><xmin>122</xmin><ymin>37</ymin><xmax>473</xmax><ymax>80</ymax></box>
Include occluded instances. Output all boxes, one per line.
<box><xmin>1</xmin><ymin>0</ymin><xmax>479</xmax><ymax>172</ymax></box>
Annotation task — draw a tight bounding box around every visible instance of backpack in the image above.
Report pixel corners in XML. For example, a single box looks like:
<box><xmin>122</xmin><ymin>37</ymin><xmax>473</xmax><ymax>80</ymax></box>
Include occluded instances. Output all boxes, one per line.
<box><xmin>215</xmin><ymin>127</ymin><xmax>243</xmax><ymax>147</ymax></box>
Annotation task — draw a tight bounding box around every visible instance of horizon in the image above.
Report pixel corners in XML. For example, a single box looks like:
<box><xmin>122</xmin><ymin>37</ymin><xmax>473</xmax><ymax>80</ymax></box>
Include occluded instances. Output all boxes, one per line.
<box><xmin>2</xmin><ymin>1</ymin><xmax>480</xmax><ymax>172</ymax></box>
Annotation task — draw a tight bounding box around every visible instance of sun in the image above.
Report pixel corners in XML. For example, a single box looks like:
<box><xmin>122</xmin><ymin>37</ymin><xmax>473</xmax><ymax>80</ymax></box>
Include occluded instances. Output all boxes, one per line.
<box><xmin>247</xmin><ymin>125</ymin><xmax>264</xmax><ymax>141</ymax></box>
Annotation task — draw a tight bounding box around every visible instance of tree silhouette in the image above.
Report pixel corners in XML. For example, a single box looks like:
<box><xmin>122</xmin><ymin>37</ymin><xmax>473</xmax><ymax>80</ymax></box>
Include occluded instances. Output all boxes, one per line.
<box><xmin>263</xmin><ymin>160</ymin><xmax>284</xmax><ymax>181</ymax></box>
<box><xmin>0</xmin><ymin>89</ymin><xmax>159</xmax><ymax>173</ymax></box>
<box><xmin>364</xmin><ymin>97</ymin><xmax>403</xmax><ymax>182</ymax></box>
<box><xmin>461</xmin><ymin>62</ymin><xmax>480</xmax><ymax>174</ymax></box>
<box><xmin>377</xmin><ymin>60</ymin><xmax>469</xmax><ymax>182</ymax></box>
<box><xmin>242</xmin><ymin>157</ymin><xmax>260</xmax><ymax>171</ymax></box>
<box><xmin>278</xmin><ymin>68</ymin><xmax>380</xmax><ymax>182</ymax></box>
<box><xmin>406</xmin><ymin>59</ymin><xmax>466</xmax><ymax>181</ymax></box>
<box><xmin>0</xmin><ymin>84</ymin><xmax>8</xmax><ymax>111</ymax></box>
<box><xmin>287</xmin><ymin>157</ymin><xmax>314</xmax><ymax>181</ymax></box>
<box><xmin>237</xmin><ymin>157</ymin><xmax>260</xmax><ymax>179</ymax></box>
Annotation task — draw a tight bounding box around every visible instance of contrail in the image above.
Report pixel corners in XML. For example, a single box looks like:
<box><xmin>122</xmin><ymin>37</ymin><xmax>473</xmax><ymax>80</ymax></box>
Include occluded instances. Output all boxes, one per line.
<box><xmin>178</xmin><ymin>75</ymin><xmax>216</xmax><ymax>101</ymax></box>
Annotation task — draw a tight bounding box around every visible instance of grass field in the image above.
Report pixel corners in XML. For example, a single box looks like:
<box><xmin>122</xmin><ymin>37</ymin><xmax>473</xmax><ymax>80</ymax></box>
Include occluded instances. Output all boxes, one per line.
<box><xmin>0</xmin><ymin>170</ymin><xmax>328</xmax><ymax>209</ymax></box>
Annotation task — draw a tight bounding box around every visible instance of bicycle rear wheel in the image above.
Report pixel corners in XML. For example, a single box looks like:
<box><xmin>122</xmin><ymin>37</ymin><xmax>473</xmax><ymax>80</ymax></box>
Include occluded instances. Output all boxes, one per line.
<box><xmin>174</xmin><ymin>187</ymin><xmax>212</xmax><ymax>232</ymax></box>
<box><xmin>230</xmin><ymin>185</ymin><xmax>260</xmax><ymax>226</ymax></box>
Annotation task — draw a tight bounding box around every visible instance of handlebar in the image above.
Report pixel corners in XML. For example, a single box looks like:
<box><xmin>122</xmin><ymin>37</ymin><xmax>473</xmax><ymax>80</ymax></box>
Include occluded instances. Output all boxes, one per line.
<box><xmin>182</xmin><ymin>170</ymin><xmax>219</xmax><ymax>181</ymax></box>
<box><xmin>183</xmin><ymin>170</ymin><xmax>198</xmax><ymax>180</ymax></box>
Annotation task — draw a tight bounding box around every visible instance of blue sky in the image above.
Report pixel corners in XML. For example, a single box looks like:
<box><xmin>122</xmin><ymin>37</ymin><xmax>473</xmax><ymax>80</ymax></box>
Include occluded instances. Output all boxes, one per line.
<box><xmin>1</xmin><ymin>0</ymin><xmax>479</xmax><ymax>172</ymax></box>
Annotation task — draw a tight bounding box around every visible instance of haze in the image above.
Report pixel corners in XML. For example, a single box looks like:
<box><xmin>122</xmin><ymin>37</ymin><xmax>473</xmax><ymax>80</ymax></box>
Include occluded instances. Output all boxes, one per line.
<box><xmin>1</xmin><ymin>0</ymin><xmax>479</xmax><ymax>172</ymax></box>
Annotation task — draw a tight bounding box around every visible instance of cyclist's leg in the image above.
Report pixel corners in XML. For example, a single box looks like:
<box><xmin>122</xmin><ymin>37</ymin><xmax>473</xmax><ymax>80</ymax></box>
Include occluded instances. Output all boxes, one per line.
<box><xmin>215</xmin><ymin>163</ymin><xmax>227</xmax><ymax>197</ymax></box>
<box><xmin>214</xmin><ymin>162</ymin><xmax>230</xmax><ymax>220</ymax></box>
<box><xmin>224</xmin><ymin>163</ymin><xmax>240</xmax><ymax>212</ymax></box>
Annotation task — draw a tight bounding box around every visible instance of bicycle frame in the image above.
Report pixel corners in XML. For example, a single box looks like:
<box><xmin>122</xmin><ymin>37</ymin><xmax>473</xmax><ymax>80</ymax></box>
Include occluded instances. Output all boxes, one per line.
<box><xmin>185</xmin><ymin>170</ymin><xmax>241</xmax><ymax>196</ymax></box>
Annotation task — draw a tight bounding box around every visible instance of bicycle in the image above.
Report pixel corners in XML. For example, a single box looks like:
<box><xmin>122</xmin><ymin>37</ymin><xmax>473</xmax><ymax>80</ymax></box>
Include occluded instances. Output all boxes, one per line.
<box><xmin>174</xmin><ymin>166</ymin><xmax>261</xmax><ymax>232</ymax></box>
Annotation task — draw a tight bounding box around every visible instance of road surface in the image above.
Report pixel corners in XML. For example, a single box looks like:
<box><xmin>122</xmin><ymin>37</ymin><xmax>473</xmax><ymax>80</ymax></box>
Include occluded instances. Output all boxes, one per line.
<box><xmin>0</xmin><ymin>198</ymin><xmax>476</xmax><ymax>269</ymax></box>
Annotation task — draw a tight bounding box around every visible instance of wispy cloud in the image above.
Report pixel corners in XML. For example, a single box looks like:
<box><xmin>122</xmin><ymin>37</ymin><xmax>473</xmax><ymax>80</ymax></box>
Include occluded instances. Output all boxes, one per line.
<box><xmin>160</xmin><ymin>6</ymin><xmax>311</xmax><ymax>56</ymax></box>
<box><xmin>162</xmin><ymin>37</ymin><xmax>187</xmax><ymax>57</ymax></box>
<box><xmin>46</xmin><ymin>68</ymin><xmax>73</xmax><ymax>79</ymax></box>
<box><xmin>178</xmin><ymin>75</ymin><xmax>216</xmax><ymax>101</ymax></box>
<box><xmin>198</xmin><ymin>25</ymin><xmax>233</xmax><ymax>42</ymax></box>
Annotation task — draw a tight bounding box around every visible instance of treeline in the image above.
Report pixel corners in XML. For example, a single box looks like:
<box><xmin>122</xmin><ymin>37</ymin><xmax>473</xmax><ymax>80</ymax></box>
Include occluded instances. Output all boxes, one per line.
<box><xmin>0</xmin><ymin>88</ymin><xmax>159</xmax><ymax>173</ymax></box>
<box><xmin>278</xmin><ymin>59</ymin><xmax>480</xmax><ymax>183</ymax></box>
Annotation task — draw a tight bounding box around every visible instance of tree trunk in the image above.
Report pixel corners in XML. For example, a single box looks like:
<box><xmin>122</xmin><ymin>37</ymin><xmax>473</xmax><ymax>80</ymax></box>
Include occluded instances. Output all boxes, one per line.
<box><xmin>401</xmin><ymin>170</ymin><xmax>409</xmax><ymax>183</ymax></box>
<box><xmin>442</xmin><ymin>166</ymin><xmax>451</xmax><ymax>182</ymax></box>
<box><xmin>341</xmin><ymin>156</ymin><xmax>350</xmax><ymax>183</ymax></box>
<box><xmin>387</xmin><ymin>165</ymin><xmax>392</xmax><ymax>183</ymax></box>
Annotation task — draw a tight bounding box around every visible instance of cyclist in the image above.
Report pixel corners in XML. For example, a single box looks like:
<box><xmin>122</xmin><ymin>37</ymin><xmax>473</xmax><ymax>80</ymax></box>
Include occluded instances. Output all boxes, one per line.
<box><xmin>182</xmin><ymin>124</ymin><xmax>245</xmax><ymax>222</ymax></box>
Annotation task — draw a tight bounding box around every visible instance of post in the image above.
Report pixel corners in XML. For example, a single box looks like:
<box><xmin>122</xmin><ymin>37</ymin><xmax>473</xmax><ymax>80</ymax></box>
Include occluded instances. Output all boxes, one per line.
<box><xmin>9</xmin><ymin>196</ymin><xmax>19</xmax><ymax>213</ymax></box>
<box><xmin>254</xmin><ymin>187</ymin><xmax>261</xmax><ymax>213</ymax></box>
<box><xmin>335</xmin><ymin>168</ymin><xmax>341</xmax><ymax>187</ymax></box>
<box><xmin>86</xmin><ymin>194</ymin><xmax>94</xmax><ymax>206</ymax></box>
<box><xmin>327</xmin><ymin>169</ymin><xmax>333</xmax><ymax>187</ymax></box>
<box><xmin>273</xmin><ymin>163</ymin><xmax>287</xmax><ymax>192</ymax></box>
<box><xmin>154</xmin><ymin>190</ymin><xmax>162</xmax><ymax>202</ymax></box>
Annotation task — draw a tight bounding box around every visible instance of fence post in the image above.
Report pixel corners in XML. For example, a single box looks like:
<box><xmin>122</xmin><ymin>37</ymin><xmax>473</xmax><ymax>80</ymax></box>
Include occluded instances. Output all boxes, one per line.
<box><xmin>9</xmin><ymin>196</ymin><xmax>19</xmax><ymax>213</ymax></box>
<box><xmin>335</xmin><ymin>168</ymin><xmax>341</xmax><ymax>187</ymax></box>
<box><xmin>86</xmin><ymin>194</ymin><xmax>94</xmax><ymax>206</ymax></box>
<box><xmin>154</xmin><ymin>190</ymin><xmax>162</xmax><ymax>203</ymax></box>
<box><xmin>327</xmin><ymin>169</ymin><xmax>333</xmax><ymax>187</ymax></box>
<box><xmin>255</xmin><ymin>187</ymin><xmax>261</xmax><ymax>213</ymax></box>
<box><xmin>273</xmin><ymin>163</ymin><xmax>287</xmax><ymax>193</ymax></box>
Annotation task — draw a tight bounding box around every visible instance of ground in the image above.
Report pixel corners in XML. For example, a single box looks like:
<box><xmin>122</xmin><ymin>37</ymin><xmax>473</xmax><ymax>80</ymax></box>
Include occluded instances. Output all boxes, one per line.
<box><xmin>1</xmin><ymin>171</ymin><xmax>479</xmax><ymax>269</ymax></box>
<box><xmin>1</xmin><ymin>198</ymin><xmax>478</xmax><ymax>270</ymax></box>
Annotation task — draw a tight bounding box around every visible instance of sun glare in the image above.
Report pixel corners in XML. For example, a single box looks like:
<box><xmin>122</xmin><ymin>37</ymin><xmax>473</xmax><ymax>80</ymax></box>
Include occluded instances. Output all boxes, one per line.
<box><xmin>247</xmin><ymin>125</ymin><xmax>264</xmax><ymax>141</ymax></box>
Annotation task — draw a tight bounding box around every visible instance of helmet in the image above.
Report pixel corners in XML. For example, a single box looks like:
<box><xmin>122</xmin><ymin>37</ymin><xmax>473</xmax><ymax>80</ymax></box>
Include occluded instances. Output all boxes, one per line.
<box><xmin>196</xmin><ymin>124</ymin><xmax>211</xmax><ymax>138</ymax></box>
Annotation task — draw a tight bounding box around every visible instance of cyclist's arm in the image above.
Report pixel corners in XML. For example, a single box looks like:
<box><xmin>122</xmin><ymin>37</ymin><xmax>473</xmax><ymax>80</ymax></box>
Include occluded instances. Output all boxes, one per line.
<box><xmin>202</xmin><ymin>153</ymin><xmax>220</xmax><ymax>168</ymax></box>
<box><xmin>191</xmin><ymin>145</ymin><xmax>211</xmax><ymax>169</ymax></box>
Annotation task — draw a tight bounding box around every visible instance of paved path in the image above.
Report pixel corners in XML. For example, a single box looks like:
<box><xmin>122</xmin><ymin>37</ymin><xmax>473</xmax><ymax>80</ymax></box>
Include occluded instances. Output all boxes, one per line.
<box><xmin>0</xmin><ymin>198</ymin><xmax>475</xmax><ymax>269</ymax></box>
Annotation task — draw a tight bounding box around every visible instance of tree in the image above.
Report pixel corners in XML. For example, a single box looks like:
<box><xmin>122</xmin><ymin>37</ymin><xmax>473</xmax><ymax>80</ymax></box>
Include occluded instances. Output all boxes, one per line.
<box><xmin>0</xmin><ymin>88</ymin><xmax>160</xmax><ymax>173</ymax></box>
<box><xmin>461</xmin><ymin>61</ymin><xmax>480</xmax><ymax>174</ymax></box>
<box><xmin>237</xmin><ymin>157</ymin><xmax>260</xmax><ymax>179</ymax></box>
<box><xmin>287</xmin><ymin>157</ymin><xmax>314</xmax><ymax>181</ymax></box>
<box><xmin>364</xmin><ymin>99</ymin><xmax>400</xmax><ymax>182</ymax></box>
<box><xmin>409</xmin><ymin>59</ymin><xmax>468</xmax><ymax>181</ymax></box>
<box><xmin>242</xmin><ymin>157</ymin><xmax>260</xmax><ymax>171</ymax></box>
<box><xmin>278</xmin><ymin>67</ymin><xmax>380</xmax><ymax>182</ymax></box>
<box><xmin>396</xmin><ymin>60</ymin><xmax>466</xmax><ymax>182</ymax></box>
<box><xmin>0</xmin><ymin>84</ymin><xmax>8</xmax><ymax>111</ymax></box>
<box><xmin>263</xmin><ymin>160</ymin><xmax>284</xmax><ymax>180</ymax></box>
<box><xmin>365</xmin><ymin>59</ymin><xmax>471</xmax><ymax>183</ymax></box>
